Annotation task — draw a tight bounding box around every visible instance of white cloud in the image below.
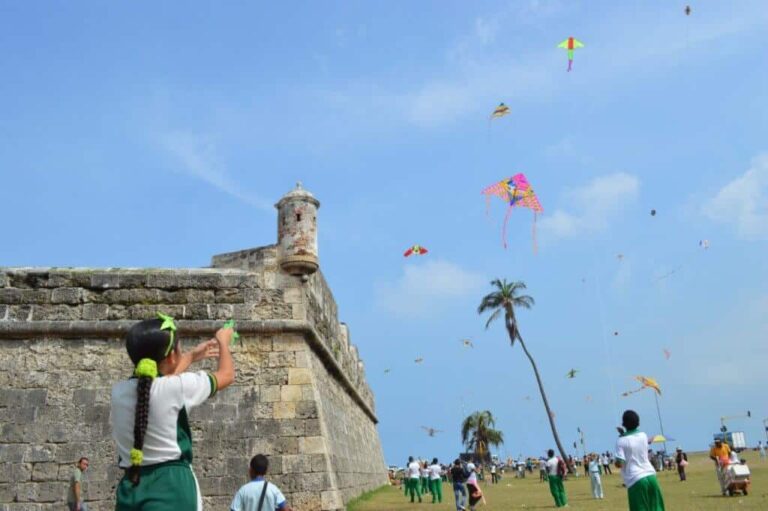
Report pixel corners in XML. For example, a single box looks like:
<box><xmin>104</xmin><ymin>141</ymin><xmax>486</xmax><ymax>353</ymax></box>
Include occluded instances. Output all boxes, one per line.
<box><xmin>702</xmin><ymin>154</ymin><xmax>768</xmax><ymax>240</ymax></box>
<box><xmin>539</xmin><ymin>173</ymin><xmax>640</xmax><ymax>241</ymax></box>
<box><xmin>160</xmin><ymin>131</ymin><xmax>272</xmax><ymax>211</ymax></box>
<box><xmin>375</xmin><ymin>260</ymin><xmax>486</xmax><ymax>319</ymax></box>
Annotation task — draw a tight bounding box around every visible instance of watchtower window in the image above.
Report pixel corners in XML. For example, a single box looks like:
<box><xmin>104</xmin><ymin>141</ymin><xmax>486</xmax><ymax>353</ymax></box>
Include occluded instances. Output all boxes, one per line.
<box><xmin>296</xmin><ymin>213</ymin><xmax>302</xmax><ymax>222</ymax></box>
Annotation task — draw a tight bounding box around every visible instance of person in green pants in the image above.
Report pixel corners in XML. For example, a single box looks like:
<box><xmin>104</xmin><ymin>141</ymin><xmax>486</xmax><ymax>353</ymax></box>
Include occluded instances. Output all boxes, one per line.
<box><xmin>428</xmin><ymin>458</ymin><xmax>443</xmax><ymax>503</ymax></box>
<box><xmin>545</xmin><ymin>449</ymin><xmax>568</xmax><ymax>507</ymax></box>
<box><xmin>421</xmin><ymin>461</ymin><xmax>430</xmax><ymax>495</ymax></box>
<box><xmin>615</xmin><ymin>410</ymin><xmax>665</xmax><ymax>511</ymax></box>
<box><xmin>406</xmin><ymin>456</ymin><xmax>422</xmax><ymax>503</ymax></box>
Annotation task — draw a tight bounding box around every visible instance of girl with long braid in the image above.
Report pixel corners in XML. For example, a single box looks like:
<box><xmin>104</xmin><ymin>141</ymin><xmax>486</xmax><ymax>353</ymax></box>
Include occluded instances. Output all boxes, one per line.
<box><xmin>110</xmin><ymin>314</ymin><xmax>236</xmax><ymax>510</ymax></box>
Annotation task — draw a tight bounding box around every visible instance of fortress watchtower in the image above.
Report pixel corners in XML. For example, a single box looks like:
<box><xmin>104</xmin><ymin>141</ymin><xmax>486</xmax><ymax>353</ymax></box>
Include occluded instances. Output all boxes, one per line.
<box><xmin>276</xmin><ymin>182</ymin><xmax>320</xmax><ymax>277</ymax></box>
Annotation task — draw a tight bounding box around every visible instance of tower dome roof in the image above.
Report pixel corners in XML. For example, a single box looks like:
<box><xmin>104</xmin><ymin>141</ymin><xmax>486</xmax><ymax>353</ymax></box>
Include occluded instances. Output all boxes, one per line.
<box><xmin>276</xmin><ymin>182</ymin><xmax>320</xmax><ymax>208</ymax></box>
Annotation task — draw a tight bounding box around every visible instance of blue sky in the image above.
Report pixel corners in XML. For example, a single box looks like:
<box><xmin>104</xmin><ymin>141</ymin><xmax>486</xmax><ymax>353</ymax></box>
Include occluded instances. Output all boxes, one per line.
<box><xmin>2</xmin><ymin>1</ymin><xmax>767</xmax><ymax>465</ymax></box>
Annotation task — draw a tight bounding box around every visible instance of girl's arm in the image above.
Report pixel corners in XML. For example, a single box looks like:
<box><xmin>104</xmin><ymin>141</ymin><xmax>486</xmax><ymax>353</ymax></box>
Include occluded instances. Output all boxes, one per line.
<box><xmin>212</xmin><ymin>327</ymin><xmax>235</xmax><ymax>390</ymax></box>
<box><xmin>172</xmin><ymin>340</ymin><xmax>219</xmax><ymax>375</ymax></box>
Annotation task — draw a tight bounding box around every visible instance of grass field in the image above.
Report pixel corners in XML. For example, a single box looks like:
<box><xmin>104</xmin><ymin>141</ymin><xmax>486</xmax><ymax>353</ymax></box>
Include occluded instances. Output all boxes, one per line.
<box><xmin>349</xmin><ymin>452</ymin><xmax>767</xmax><ymax>510</ymax></box>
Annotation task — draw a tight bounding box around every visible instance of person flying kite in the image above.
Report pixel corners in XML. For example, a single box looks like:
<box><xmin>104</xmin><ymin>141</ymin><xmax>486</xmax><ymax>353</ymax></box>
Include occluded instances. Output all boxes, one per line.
<box><xmin>481</xmin><ymin>173</ymin><xmax>543</xmax><ymax>249</ymax></box>
<box><xmin>558</xmin><ymin>37</ymin><xmax>584</xmax><ymax>72</ymax></box>
<box><xmin>622</xmin><ymin>376</ymin><xmax>662</xmax><ymax>397</ymax></box>
<box><xmin>404</xmin><ymin>244</ymin><xmax>428</xmax><ymax>257</ymax></box>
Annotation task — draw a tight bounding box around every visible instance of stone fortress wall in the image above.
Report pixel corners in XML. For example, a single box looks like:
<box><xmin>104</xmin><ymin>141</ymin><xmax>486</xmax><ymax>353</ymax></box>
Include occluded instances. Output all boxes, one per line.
<box><xmin>0</xmin><ymin>185</ymin><xmax>388</xmax><ymax>510</ymax></box>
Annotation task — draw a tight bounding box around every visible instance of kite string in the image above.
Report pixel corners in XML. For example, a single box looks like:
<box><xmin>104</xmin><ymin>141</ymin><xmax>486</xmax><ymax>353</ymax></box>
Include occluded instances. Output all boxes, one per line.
<box><xmin>592</xmin><ymin>257</ymin><xmax>620</xmax><ymax>422</ymax></box>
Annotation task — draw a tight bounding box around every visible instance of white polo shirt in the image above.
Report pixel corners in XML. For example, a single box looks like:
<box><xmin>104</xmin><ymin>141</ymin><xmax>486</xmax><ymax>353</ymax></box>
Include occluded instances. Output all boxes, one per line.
<box><xmin>546</xmin><ymin>457</ymin><xmax>560</xmax><ymax>476</ymax></box>
<box><xmin>429</xmin><ymin>464</ymin><xmax>442</xmax><ymax>480</ymax></box>
<box><xmin>111</xmin><ymin>371</ymin><xmax>214</xmax><ymax>467</ymax></box>
<box><xmin>408</xmin><ymin>461</ymin><xmax>421</xmax><ymax>479</ymax></box>
<box><xmin>615</xmin><ymin>431</ymin><xmax>656</xmax><ymax>488</ymax></box>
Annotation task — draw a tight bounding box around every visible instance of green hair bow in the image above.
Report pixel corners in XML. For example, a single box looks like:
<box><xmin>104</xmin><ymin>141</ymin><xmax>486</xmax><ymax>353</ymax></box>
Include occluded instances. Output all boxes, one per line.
<box><xmin>157</xmin><ymin>312</ymin><xmax>177</xmax><ymax>356</ymax></box>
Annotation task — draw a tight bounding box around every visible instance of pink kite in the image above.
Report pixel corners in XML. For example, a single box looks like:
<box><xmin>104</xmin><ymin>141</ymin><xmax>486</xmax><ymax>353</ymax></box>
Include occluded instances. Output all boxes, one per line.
<box><xmin>481</xmin><ymin>173</ymin><xmax>543</xmax><ymax>249</ymax></box>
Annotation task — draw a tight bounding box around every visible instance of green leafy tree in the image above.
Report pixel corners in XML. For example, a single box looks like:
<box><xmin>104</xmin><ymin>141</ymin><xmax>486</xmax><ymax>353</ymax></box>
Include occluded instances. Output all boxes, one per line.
<box><xmin>478</xmin><ymin>279</ymin><xmax>570</xmax><ymax>467</ymax></box>
<box><xmin>461</xmin><ymin>410</ymin><xmax>504</xmax><ymax>462</ymax></box>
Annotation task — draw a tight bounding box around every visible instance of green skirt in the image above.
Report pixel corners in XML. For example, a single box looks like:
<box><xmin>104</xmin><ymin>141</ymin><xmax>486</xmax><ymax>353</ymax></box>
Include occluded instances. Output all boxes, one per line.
<box><xmin>116</xmin><ymin>460</ymin><xmax>200</xmax><ymax>511</ymax></box>
<box><xmin>628</xmin><ymin>475</ymin><xmax>665</xmax><ymax>511</ymax></box>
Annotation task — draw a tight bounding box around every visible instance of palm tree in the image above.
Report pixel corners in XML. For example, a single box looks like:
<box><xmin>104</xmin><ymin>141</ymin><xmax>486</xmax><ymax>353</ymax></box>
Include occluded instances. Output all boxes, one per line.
<box><xmin>478</xmin><ymin>279</ymin><xmax>570</xmax><ymax>468</ymax></box>
<box><xmin>461</xmin><ymin>410</ymin><xmax>504</xmax><ymax>463</ymax></box>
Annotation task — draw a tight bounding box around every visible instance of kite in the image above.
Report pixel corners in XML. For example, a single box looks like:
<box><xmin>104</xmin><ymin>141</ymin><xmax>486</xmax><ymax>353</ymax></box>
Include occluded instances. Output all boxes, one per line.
<box><xmin>384</xmin><ymin>368</ymin><xmax>391</xmax><ymax>374</ymax></box>
<box><xmin>566</xmin><ymin>369</ymin><xmax>579</xmax><ymax>379</ymax></box>
<box><xmin>222</xmin><ymin>320</ymin><xmax>240</xmax><ymax>345</ymax></box>
<box><xmin>650</xmin><ymin>209</ymin><xmax>657</xmax><ymax>216</ymax></box>
<box><xmin>523</xmin><ymin>395</ymin><xmax>531</xmax><ymax>401</ymax></box>
<box><xmin>685</xmin><ymin>5</ymin><xmax>691</xmax><ymax>15</ymax></box>
<box><xmin>490</xmin><ymin>102</ymin><xmax>510</xmax><ymax>120</ymax></box>
<box><xmin>622</xmin><ymin>375</ymin><xmax>662</xmax><ymax>397</ymax></box>
<box><xmin>663</xmin><ymin>349</ymin><xmax>671</xmax><ymax>360</ymax></box>
<box><xmin>699</xmin><ymin>239</ymin><xmax>710</xmax><ymax>250</ymax></box>
<box><xmin>403</xmin><ymin>244</ymin><xmax>428</xmax><ymax>257</ymax></box>
<box><xmin>557</xmin><ymin>37</ymin><xmax>584</xmax><ymax>72</ymax></box>
<box><xmin>585</xmin><ymin>395</ymin><xmax>593</xmax><ymax>402</ymax></box>
<box><xmin>613</xmin><ymin>331</ymin><xmax>619</xmax><ymax>336</ymax></box>
<box><xmin>421</xmin><ymin>426</ymin><xmax>443</xmax><ymax>437</ymax></box>
<box><xmin>414</xmin><ymin>357</ymin><xmax>424</xmax><ymax>364</ymax></box>
<box><xmin>617</xmin><ymin>254</ymin><xmax>624</xmax><ymax>262</ymax></box>
<box><xmin>481</xmin><ymin>173</ymin><xmax>543</xmax><ymax>249</ymax></box>
<box><xmin>461</xmin><ymin>338</ymin><xmax>474</xmax><ymax>348</ymax></box>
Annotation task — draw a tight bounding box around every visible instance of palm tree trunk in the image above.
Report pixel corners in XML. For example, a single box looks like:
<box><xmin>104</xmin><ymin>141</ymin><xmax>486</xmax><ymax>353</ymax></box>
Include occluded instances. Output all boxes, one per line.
<box><xmin>505</xmin><ymin>307</ymin><xmax>571</xmax><ymax>471</ymax></box>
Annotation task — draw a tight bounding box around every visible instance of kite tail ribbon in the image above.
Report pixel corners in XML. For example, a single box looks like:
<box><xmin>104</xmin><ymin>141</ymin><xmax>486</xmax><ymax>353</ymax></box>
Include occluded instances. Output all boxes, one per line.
<box><xmin>502</xmin><ymin>205</ymin><xmax>513</xmax><ymax>249</ymax></box>
<box><xmin>532</xmin><ymin>212</ymin><xmax>538</xmax><ymax>254</ymax></box>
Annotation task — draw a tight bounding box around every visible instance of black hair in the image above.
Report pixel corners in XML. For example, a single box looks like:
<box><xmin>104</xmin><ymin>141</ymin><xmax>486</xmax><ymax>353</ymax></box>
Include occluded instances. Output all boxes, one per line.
<box><xmin>408</xmin><ymin>456</ymin><xmax>414</xmax><ymax>462</ymax></box>
<box><xmin>454</xmin><ymin>459</ymin><xmax>461</xmax><ymax>466</ymax></box>
<box><xmin>125</xmin><ymin>319</ymin><xmax>176</xmax><ymax>486</ymax></box>
<box><xmin>622</xmin><ymin>410</ymin><xmax>640</xmax><ymax>430</ymax></box>
<box><xmin>432</xmin><ymin>458</ymin><xmax>438</xmax><ymax>465</ymax></box>
<box><xmin>78</xmin><ymin>457</ymin><xmax>88</xmax><ymax>464</ymax></box>
<box><xmin>547</xmin><ymin>449</ymin><xmax>555</xmax><ymax>457</ymax></box>
<box><xmin>250</xmin><ymin>454</ymin><xmax>269</xmax><ymax>476</ymax></box>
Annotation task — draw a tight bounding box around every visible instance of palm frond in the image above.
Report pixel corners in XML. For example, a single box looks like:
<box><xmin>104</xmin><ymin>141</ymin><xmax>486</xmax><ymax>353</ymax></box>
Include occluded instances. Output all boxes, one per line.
<box><xmin>484</xmin><ymin>308</ymin><xmax>503</xmax><ymax>329</ymax></box>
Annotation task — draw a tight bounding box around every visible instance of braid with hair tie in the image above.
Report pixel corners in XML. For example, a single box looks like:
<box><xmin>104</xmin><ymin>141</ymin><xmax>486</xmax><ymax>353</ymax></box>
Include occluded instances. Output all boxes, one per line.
<box><xmin>128</xmin><ymin>359</ymin><xmax>157</xmax><ymax>486</ymax></box>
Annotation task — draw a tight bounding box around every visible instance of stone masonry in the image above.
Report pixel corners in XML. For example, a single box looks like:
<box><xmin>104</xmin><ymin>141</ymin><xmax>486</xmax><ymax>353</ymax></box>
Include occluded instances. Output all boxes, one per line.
<box><xmin>0</xmin><ymin>186</ymin><xmax>388</xmax><ymax>510</ymax></box>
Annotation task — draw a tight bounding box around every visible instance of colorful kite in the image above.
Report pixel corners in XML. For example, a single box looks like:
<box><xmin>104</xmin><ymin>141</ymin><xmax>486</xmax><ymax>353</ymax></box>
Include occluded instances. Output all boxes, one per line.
<box><xmin>421</xmin><ymin>426</ymin><xmax>443</xmax><ymax>437</ymax></box>
<box><xmin>490</xmin><ymin>102</ymin><xmax>510</xmax><ymax>120</ymax></box>
<box><xmin>461</xmin><ymin>338</ymin><xmax>474</xmax><ymax>348</ymax></box>
<box><xmin>558</xmin><ymin>37</ymin><xmax>584</xmax><ymax>72</ymax></box>
<box><xmin>622</xmin><ymin>375</ymin><xmax>662</xmax><ymax>397</ymax></box>
<box><xmin>566</xmin><ymin>369</ymin><xmax>579</xmax><ymax>379</ymax></box>
<box><xmin>403</xmin><ymin>244</ymin><xmax>428</xmax><ymax>257</ymax></box>
<box><xmin>481</xmin><ymin>173</ymin><xmax>543</xmax><ymax>249</ymax></box>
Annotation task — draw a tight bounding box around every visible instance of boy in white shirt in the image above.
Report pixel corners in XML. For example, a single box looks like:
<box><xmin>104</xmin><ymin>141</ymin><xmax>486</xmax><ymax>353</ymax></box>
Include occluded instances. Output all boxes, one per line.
<box><xmin>230</xmin><ymin>455</ymin><xmax>292</xmax><ymax>511</ymax></box>
<box><xmin>545</xmin><ymin>449</ymin><xmax>568</xmax><ymax>507</ymax></box>
<box><xmin>406</xmin><ymin>456</ymin><xmax>422</xmax><ymax>503</ymax></box>
<box><xmin>615</xmin><ymin>410</ymin><xmax>665</xmax><ymax>511</ymax></box>
<box><xmin>428</xmin><ymin>458</ymin><xmax>443</xmax><ymax>503</ymax></box>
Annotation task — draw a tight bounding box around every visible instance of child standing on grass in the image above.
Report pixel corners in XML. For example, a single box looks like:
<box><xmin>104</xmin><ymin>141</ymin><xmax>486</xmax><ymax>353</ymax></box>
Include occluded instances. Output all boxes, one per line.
<box><xmin>111</xmin><ymin>315</ymin><xmax>236</xmax><ymax>511</ymax></box>
<box><xmin>588</xmin><ymin>453</ymin><xmax>604</xmax><ymax>499</ymax></box>
<box><xmin>428</xmin><ymin>458</ymin><xmax>443</xmax><ymax>503</ymax></box>
<box><xmin>615</xmin><ymin>410</ymin><xmax>665</xmax><ymax>511</ymax></box>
